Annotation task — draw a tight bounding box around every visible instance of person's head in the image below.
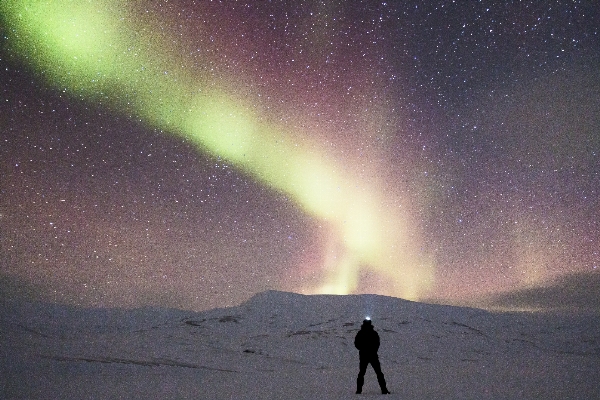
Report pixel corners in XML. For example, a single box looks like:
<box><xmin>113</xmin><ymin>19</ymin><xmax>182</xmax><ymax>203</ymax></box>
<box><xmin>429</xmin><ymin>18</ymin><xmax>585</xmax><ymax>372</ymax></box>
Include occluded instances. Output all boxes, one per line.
<box><xmin>361</xmin><ymin>319</ymin><xmax>373</xmax><ymax>328</ymax></box>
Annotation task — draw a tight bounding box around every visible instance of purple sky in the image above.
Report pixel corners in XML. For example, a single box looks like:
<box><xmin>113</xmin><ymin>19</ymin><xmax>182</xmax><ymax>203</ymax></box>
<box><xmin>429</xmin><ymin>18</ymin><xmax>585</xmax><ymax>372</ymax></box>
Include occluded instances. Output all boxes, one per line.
<box><xmin>1</xmin><ymin>1</ymin><xmax>599</xmax><ymax>310</ymax></box>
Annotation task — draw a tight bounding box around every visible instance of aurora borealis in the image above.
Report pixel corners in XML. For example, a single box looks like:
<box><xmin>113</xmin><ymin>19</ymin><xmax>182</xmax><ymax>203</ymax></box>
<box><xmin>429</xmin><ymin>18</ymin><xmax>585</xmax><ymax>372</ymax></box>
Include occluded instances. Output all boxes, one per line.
<box><xmin>1</xmin><ymin>1</ymin><xmax>599</xmax><ymax>311</ymax></box>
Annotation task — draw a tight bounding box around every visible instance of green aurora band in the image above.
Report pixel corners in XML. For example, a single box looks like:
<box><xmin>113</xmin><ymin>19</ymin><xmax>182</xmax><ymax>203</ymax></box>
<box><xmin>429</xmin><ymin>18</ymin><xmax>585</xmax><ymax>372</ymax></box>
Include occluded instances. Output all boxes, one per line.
<box><xmin>2</xmin><ymin>0</ymin><xmax>434</xmax><ymax>299</ymax></box>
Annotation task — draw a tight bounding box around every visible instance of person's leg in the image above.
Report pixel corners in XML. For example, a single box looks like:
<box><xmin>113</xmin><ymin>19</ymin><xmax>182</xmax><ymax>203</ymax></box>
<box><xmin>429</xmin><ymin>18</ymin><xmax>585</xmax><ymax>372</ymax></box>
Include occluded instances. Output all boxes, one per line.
<box><xmin>371</xmin><ymin>356</ymin><xmax>389</xmax><ymax>394</ymax></box>
<box><xmin>356</xmin><ymin>357</ymin><xmax>368</xmax><ymax>394</ymax></box>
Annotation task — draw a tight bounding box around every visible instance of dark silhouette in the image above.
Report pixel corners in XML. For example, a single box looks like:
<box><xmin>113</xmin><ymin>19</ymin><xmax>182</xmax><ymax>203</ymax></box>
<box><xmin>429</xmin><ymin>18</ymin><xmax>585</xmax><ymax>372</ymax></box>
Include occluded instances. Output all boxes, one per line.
<box><xmin>354</xmin><ymin>319</ymin><xmax>390</xmax><ymax>394</ymax></box>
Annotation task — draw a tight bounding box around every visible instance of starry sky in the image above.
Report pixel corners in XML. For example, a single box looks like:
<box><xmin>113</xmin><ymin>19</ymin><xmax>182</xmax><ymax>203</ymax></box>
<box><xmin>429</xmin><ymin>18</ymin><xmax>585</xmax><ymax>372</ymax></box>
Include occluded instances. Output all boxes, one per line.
<box><xmin>1</xmin><ymin>1</ymin><xmax>599</xmax><ymax>311</ymax></box>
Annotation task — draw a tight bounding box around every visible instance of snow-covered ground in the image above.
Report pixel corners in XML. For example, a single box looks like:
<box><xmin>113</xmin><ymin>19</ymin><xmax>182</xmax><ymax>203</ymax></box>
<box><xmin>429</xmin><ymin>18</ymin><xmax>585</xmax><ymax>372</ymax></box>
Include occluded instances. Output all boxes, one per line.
<box><xmin>1</xmin><ymin>290</ymin><xmax>599</xmax><ymax>399</ymax></box>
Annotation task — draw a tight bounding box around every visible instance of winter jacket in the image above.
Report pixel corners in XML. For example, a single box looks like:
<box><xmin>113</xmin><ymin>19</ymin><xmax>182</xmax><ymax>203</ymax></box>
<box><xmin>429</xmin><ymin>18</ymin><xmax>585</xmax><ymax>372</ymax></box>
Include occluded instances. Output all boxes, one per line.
<box><xmin>354</xmin><ymin>325</ymin><xmax>380</xmax><ymax>354</ymax></box>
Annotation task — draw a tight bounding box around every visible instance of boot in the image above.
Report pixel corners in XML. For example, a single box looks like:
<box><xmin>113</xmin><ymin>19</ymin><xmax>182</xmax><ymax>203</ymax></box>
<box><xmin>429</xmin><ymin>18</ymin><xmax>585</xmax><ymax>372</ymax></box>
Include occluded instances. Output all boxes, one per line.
<box><xmin>356</xmin><ymin>376</ymin><xmax>363</xmax><ymax>394</ymax></box>
<box><xmin>378</xmin><ymin>374</ymin><xmax>389</xmax><ymax>394</ymax></box>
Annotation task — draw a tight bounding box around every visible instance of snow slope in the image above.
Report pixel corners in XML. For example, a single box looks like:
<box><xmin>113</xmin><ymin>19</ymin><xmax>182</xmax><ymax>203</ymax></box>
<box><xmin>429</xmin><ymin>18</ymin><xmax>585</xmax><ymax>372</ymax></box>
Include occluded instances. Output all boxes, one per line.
<box><xmin>1</xmin><ymin>291</ymin><xmax>599</xmax><ymax>399</ymax></box>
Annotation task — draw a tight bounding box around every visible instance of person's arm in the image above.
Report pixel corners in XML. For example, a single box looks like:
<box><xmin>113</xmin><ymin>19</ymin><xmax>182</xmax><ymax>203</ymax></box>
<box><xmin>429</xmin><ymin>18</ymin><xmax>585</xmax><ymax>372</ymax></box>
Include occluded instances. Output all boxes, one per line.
<box><xmin>354</xmin><ymin>332</ymin><xmax>362</xmax><ymax>350</ymax></box>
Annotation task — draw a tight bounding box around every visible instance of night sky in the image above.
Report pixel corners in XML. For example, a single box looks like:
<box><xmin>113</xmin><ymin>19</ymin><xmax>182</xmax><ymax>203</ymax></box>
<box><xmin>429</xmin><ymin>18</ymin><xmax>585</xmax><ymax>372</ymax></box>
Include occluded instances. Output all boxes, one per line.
<box><xmin>1</xmin><ymin>1</ymin><xmax>599</xmax><ymax>311</ymax></box>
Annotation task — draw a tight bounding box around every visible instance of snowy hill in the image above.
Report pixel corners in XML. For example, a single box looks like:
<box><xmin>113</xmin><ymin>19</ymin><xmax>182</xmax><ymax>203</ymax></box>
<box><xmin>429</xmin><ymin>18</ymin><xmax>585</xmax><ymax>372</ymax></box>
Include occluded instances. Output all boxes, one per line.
<box><xmin>1</xmin><ymin>291</ymin><xmax>599</xmax><ymax>399</ymax></box>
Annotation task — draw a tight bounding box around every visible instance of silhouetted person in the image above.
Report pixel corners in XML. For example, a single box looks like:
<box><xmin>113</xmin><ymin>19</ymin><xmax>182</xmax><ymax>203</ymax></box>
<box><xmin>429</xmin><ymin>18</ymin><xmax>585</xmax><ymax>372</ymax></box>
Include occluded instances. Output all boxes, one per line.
<box><xmin>354</xmin><ymin>319</ymin><xmax>390</xmax><ymax>394</ymax></box>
